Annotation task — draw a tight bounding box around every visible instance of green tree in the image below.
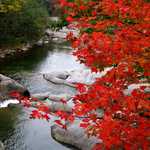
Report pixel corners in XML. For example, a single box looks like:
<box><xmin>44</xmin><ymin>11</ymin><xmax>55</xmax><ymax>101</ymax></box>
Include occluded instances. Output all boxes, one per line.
<box><xmin>0</xmin><ymin>0</ymin><xmax>48</xmax><ymax>47</ymax></box>
<box><xmin>0</xmin><ymin>0</ymin><xmax>24</xmax><ymax>13</ymax></box>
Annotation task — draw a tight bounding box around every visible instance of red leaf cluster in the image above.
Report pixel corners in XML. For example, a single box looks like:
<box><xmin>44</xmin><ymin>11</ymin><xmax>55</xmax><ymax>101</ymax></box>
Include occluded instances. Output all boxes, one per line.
<box><xmin>59</xmin><ymin>0</ymin><xmax>150</xmax><ymax>149</ymax></box>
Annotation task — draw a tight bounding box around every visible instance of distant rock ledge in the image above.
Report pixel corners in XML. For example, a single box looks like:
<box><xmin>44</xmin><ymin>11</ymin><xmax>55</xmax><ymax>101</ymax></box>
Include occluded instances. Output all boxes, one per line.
<box><xmin>0</xmin><ymin>43</ymin><xmax>32</xmax><ymax>61</ymax></box>
<box><xmin>0</xmin><ymin>29</ymin><xmax>53</xmax><ymax>62</ymax></box>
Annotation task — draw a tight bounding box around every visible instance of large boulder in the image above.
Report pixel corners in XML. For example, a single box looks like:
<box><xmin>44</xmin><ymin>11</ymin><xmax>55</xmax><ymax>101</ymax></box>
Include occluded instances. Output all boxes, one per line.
<box><xmin>51</xmin><ymin>122</ymin><xmax>101</xmax><ymax>150</ymax></box>
<box><xmin>43</xmin><ymin>72</ymin><xmax>76</xmax><ymax>88</ymax></box>
<box><xmin>43</xmin><ymin>68</ymin><xmax>112</xmax><ymax>88</ymax></box>
<box><xmin>0</xmin><ymin>74</ymin><xmax>30</xmax><ymax>101</ymax></box>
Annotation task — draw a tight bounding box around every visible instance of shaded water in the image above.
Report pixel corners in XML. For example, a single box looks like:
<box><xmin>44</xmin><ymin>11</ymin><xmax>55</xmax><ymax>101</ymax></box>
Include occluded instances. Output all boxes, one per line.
<box><xmin>0</xmin><ymin>41</ymin><xmax>85</xmax><ymax>150</ymax></box>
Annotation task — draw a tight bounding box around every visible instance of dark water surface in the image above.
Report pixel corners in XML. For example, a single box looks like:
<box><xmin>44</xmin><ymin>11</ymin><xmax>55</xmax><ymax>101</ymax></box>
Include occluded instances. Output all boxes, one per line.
<box><xmin>0</xmin><ymin>41</ymin><xmax>84</xmax><ymax>150</ymax></box>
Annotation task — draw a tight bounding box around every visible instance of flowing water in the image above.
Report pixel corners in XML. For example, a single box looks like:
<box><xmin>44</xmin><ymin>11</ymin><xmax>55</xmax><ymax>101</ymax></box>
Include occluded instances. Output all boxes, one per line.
<box><xmin>0</xmin><ymin>40</ymin><xmax>85</xmax><ymax>150</ymax></box>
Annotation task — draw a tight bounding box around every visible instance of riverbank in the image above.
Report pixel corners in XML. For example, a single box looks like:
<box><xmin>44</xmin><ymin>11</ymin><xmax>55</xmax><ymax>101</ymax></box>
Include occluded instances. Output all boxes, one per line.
<box><xmin>0</xmin><ymin>44</ymin><xmax>32</xmax><ymax>61</ymax></box>
<box><xmin>0</xmin><ymin>31</ymin><xmax>51</xmax><ymax>63</ymax></box>
<box><xmin>0</xmin><ymin>24</ymin><xmax>78</xmax><ymax>64</ymax></box>
<box><xmin>0</xmin><ymin>11</ymin><xmax>65</xmax><ymax>62</ymax></box>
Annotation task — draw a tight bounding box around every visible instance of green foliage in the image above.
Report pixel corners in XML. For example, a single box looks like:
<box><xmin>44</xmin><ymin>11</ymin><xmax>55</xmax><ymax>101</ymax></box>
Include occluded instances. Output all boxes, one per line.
<box><xmin>144</xmin><ymin>0</ymin><xmax>150</xmax><ymax>2</ymax></box>
<box><xmin>82</xmin><ymin>28</ymin><xmax>94</xmax><ymax>33</ymax></box>
<box><xmin>0</xmin><ymin>0</ymin><xmax>24</xmax><ymax>13</ymax></box>
<box><xmin>48</xmin><ymin>17</ymin><xmax>68</xmax><ymax>31</ymax></box>
<box><xmin>123</xmin><ymin>18</ymin><xmax>136</xmax><ymax>25</ymax></box>
<box><xmin>105</xmin><ymin>25</ymin><xmax>118</xmax><ymax>34</ymax></box>
<box><xmin>90</xmin><ymin>19</ymin><xmax>97</xmax><ymax>25</ymax></box>
<box><xmin>0</xmin><ymin>0</ymin><xmax>49</xmax><ymax>47</ymax></box>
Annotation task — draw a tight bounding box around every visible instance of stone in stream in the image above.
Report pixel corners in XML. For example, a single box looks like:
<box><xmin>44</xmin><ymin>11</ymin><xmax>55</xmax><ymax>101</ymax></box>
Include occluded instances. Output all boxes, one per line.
<box><xmin>51</xmin><ymin>121</ymin><xmax>102</xmax><ymax>150</ymax></box>
<box><xmin>43</xmin><ymin>70</ymin><xmax>150</xmax><ymax>94</ymax></box>
<box><xmin>46</xmin><ymin>99</ymin><xmax>74</xmax><ymax>112</ymax></box>
<box><xmin>31</xmin><ymin>98</ymin><xmax>74</xmax><ymax>113</ymax></box>
<box><xmin>43</xmin><ymin>69</ymin><xmax>110</xmax><ymax>88</ymax></box>
<box><xmin>0</xmin><ymin>74</ymin><xmax>30</xmax><ymax>101</ymax></box>
<box><xmin>31</xmin><ymin>92</ymin><xmax>72</xmax><ymax>102</ymax></box>
<box><xmin>42</xmin><ymin>70</ymin><xmax>96</xmax><ymax>88</ymax></box>
<box><xmin>31</xmin><ymin>92</ymin><xmax>74</xmax><ymax>112</ymax></box>
<box><xmin>43</xmin><ymin>72</ymin><xmax>76</xmax><ymax>88</ymax></box>
<box><xmin>31</xmin><ymin>92</ymin><xmax>51</xmax><ymax>100</ymax></box>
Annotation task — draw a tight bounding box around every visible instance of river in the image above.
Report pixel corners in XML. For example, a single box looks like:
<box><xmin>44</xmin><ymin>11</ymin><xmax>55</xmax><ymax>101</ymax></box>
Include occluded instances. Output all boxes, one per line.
<box><xmin>0</xmin><ymin>40</ymin><xmax>85</xmax><ymax>150</ymax></box>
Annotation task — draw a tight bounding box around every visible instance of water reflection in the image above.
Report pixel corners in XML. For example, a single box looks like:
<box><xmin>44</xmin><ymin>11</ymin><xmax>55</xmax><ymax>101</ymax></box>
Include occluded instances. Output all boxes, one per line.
<box><xmin>0</xmin><ymin>107</ymin><xmax>20</xmax><ymax>141</ymax></box>
<box><xmin>0</xmin><ymin>45</ymin><xmax>50</xmax><ymax>74</ymax></box>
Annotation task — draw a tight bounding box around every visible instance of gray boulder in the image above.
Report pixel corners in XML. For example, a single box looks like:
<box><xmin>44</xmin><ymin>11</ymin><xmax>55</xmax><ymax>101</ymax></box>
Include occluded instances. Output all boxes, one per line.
<box><xmin>43</xmin><ymin>72</ymin><xmax>76</xmax><ymax>88</ymax></box>
<box><xmin>51</xmin><ymin>122</ymin><xmax>101</xmax><ymax>150</ymax></box>
<box><xmin>32</xmin><ymin>92</ymin><xmax>72</xmax><ymax>102</ymax></box>
<box><xmin>0</xmin><ymin>74</ymin><xmax>30</xmax><ymax>101</ymax></box>
<box><xmin>31</xmin><ymin>99</ymin><xmax>73</xmax><ymax>113</ymax></box>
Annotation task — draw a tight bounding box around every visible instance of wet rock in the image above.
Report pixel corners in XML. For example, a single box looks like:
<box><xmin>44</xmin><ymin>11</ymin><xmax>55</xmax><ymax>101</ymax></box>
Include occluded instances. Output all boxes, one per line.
<box><xmin>49</xmin><ymin>102</ymin><xmax>72</xmax><ymax>112</ymax></box>
<box><xmin>31</xmin><ymin>92</ymin><xmax>50</xmax><ymax>100</ymax></box>
<box><xmin>21</xmin><ymin>43</ymin><xmax>32</xmax><ymax>51</ymax></box>
<box><xmin>48</xmin><ymin>93</ymin><xmax>72</xmax><ymax>102</ymax></box>
<box><xmin>32</xmin><ymin>92</ymin><xmax>72</xmax><ymax>102</ymax></box>
<box><xmin>31</xmin><ymin>97</ymin><xmax>74</xmax><ymax>113</ymax></box>
<box><xmin>45</xmin><ymin>29</ymin><xmax>54</xmax><ymax>37</ymax></box>
<box><xmin>0</xmin><ymin>141</ymin><xmax>5</xmax><ymax>150</ymax></box>
<box><xmin>44</xmin><ymin>72</ymin><xmax>69</xmax><ymax>80</ymax></box>
<box><xmin>46</xmin><ymin>99</ymin><xmax>74</xmax><ymax>112</ymax></box>
<box><xmin>0</xmin><ymin>74</ymin><xmax>29</xmax><ymax>101</ymax></box>
<box><xmin>43</xmin><ymin>69</ymin><xmax>110</xmax><ymax>87</ymax></box>
<box><xmin>51</xmin><ymin>122</ymin><xmax>101</xmax><ymax>150</ymax></box>
<box><xmin>36</xmin><ymin>40</ymin><xmax>44</xmax><ymax>46</ymax></box>
<box><xmin>43</xmin><ymin>72</ymin><xmax>76</xmax><ymax>88</ymax></box>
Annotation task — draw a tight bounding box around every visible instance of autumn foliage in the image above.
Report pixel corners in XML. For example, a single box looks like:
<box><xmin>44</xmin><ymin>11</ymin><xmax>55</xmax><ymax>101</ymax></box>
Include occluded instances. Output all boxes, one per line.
<box><xmin>60</xmin><ymin>0</ymin><xmax>150</xmax><ymax>149</ymax></box>
<box><xmin>11</xmin><ymin>0</ymin><xmax>150</xmax><ymax>149</ymax></box>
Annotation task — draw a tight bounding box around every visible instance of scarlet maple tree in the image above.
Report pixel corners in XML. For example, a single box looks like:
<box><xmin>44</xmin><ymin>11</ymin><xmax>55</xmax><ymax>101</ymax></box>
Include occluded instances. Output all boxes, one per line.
<box><xmin>11</xmin><ymin>0</ymin><xmax>150</xmax><ymax>149</ymax></box>
<box><xmin>59</xmin><ymin>0</ymin><xmax>150</xmax><ymax>149</ymax></box>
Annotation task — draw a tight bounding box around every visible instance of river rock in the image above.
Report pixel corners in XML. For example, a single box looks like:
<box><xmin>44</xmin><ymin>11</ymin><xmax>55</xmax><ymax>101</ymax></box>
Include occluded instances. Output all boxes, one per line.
<box><xmin>36</xmin><ymin>39</ymin><xmax>44</xmax><ymax>46</ymax></box>
<box><xmin>45</xmin><ymin>28</ymin><xmax>54</xmax><ymax>37</ymax></box>
<box><xmin>0</xmin><ymin>74</ymin><xmax>30</xmax><ymax>101</ymax></box>
<box><xmin>45</xmin><ymin>99</ymin><xmax>74</xmax><ymax>112</ymax></box>
<box><xmin>32</xmin><ymin>92</ymin><xmax>72</xmax><ymax>101</ymax></box>
<box><xmin>43</xmin><ymin>72</ymin><xmax>76</xmax><ymax>88</ymax></box>
<box><xmin>51</xmin><ymin>122</ymin><xmax>101</xmax><ymax>150</ymax></box>
<box><xmin>0</xmin><ymin>141</ymin><xmax>5</xmax><ymax>150</ymax></box>
<box><xmin>43</xmin><ymin>68</ymin><xmax>112</xmax><ymax>88</ymax></box>
<box><xmin>31</xmin><ymin>92</ymin><xmax>50</xmax><ymax>100</ymax></box>
<box><xmin>30</xmin><ymin>97</ymin><xmax>74</xmax><ymax>113</ymax></box>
